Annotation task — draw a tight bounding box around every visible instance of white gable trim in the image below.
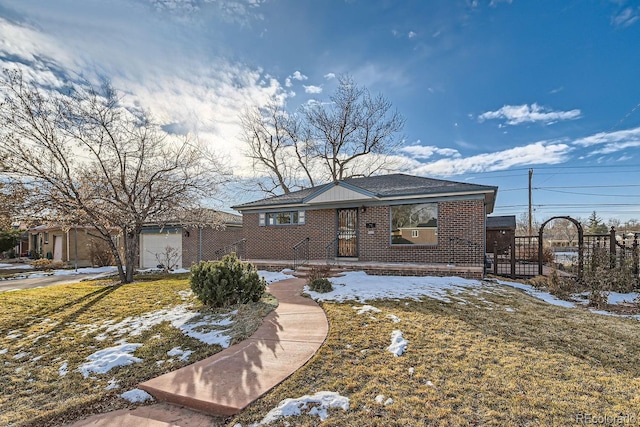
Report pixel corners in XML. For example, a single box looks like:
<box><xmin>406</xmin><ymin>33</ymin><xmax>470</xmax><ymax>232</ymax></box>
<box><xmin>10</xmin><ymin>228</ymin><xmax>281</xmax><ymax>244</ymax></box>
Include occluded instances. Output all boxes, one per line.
<box><xmin>305</xmin><ymin>183</ymin><xmax>375</xmax><ymax>205</ymax></box>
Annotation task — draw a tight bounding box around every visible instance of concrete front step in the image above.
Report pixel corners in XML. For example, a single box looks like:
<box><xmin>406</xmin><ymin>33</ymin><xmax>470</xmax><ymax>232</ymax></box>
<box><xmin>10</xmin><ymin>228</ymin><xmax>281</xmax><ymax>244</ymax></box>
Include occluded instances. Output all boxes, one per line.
<box><xmin>70</xmin><ymin>403</ymin><xmax>226</xmax><ymax>427</ymax></box>
<box><xmin>138</xmin><ymin>278</ymin><xmax>328</xmax><ymax>417</ymax></box>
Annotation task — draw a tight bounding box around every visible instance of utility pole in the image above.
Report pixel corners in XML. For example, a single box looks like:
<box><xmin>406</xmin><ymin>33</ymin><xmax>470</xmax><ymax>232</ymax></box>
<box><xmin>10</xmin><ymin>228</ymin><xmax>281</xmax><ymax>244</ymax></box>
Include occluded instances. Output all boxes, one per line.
<box><xmin>528</xmin><ymin>168</ymin><xmax>533</xmax><ymax>235</ymax></box>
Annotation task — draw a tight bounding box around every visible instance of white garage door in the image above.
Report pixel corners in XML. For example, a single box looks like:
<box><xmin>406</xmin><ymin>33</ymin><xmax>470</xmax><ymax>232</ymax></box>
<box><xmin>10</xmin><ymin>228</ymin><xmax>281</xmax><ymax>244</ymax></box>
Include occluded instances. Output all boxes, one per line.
<box><xmin>140</xmin><ymin>232</ymin><xmax>182</xmax><ymax>269</ymax></box>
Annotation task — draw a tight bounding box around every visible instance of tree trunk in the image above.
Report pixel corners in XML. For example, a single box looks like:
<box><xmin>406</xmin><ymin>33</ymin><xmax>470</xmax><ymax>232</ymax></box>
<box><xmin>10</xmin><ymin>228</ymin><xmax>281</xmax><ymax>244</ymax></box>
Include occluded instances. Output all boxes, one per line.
<box><xmin>123</xmin><ymin>226</ymin><xmax>140</xmax><ymax>284</ymax></box>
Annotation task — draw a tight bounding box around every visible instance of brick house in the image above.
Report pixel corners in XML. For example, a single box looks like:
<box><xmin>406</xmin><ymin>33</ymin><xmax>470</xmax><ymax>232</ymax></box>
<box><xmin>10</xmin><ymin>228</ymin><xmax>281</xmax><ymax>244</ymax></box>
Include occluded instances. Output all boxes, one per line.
<box><xmin>232</xmin><ymin>174</ymin><xmax>498</xmax><ymax>279</ymax></box>
<box><xmin>139</xmin><ymin>211</ymin><xmax>243</xmax><ymax>269</ymax></box>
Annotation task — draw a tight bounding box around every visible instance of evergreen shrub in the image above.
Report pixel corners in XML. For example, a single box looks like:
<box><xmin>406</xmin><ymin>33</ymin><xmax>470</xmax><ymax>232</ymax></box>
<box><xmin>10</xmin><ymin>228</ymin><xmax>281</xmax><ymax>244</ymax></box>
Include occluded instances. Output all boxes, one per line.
<box><xmin>190</xmin><ymin>253</ymin><xmax>266</xmax><ymax>307</ymax></box>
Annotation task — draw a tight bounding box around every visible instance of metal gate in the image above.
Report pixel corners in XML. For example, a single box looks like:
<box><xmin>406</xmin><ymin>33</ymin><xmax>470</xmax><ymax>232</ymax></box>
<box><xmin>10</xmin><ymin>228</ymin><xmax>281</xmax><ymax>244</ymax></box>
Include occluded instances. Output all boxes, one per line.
<box><xmin>337</xmin><ymin>208</ymin><xmax>358</xmax><ymax>257</ymax></box>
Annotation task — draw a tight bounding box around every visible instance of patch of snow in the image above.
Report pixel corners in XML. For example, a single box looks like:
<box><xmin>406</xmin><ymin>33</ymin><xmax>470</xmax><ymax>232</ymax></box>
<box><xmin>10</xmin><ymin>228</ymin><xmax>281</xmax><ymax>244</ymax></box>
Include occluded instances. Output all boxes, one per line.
<box><xmin>375</xmin><ymin>394</ymin><xmax>385</xmax><ymax>404</ymax></box>
<box><xmin>352</xmin><ymin>304</ymin><xmax>381</xmax><ymax>314</ymax></box>
<box><xmin>256</xmin><ymin>391</ymin><xmax>349</xmax><ymax>425</ymax></box>
<box><xmin>259</xmin><ymin>270</ymin><xmax>295</xmax><ymax>284</ymax></box>
<box><xmin>608</xmin><ymin>292</ymin><xmax>639</xmax><ymax>305</ymax></box>
<box><xmin>13</xmin><ymin>352</ymin><xmax>29</xmax><ymax>359</ymax></box>
<box><xmin>387</xmin><ymin>330</ymin><xmax>408</xmax><ymax>357</ymax></box>
<box><xmin>306</xmin><ymin>271</ymin><xmax>485</xmax><ymax>303</ymax></box>
<box><xmin>425</xmin><ymin>380</ymin><xmax>435</xmax><ymax>387</ymax></box>
<box><xmin>170</xmin><ymin>268</ymin><xmax>190</xmax><ymax>274</ymax></box>
<box><xmin>386</xmin><ymin>314</ymin><xmax>401</xmax><ymax>323</ymax></box>
<box><xmin>497</xmin><ymin>280</ymin><xmax>576</xmax><ymax>308</ymax></box>
<box><xmin>505</xmin><ymin>307</ymin><xmax>515</xmax><ymax>312</ymax></box>
<box><xmin>0</xmin><ymin>348</ymin><xmax>7</xmax><ymax>354</ymax></box>
<box><xmin>0</xmin><ymin>263</ymin><xmax>33</xmax><ymax>270</ymax></box>
<box><xmin>120</xmin><ymin>388</ymin><xmax>154</xmax><ymax>403</ymax></box>
<box><xmin>106</xmin><ymin>378</ymin><xmax>119</xmax><ymax>390</ymax></box>
<box><xmin>408</xmin><ymin>367</ymin><xmax>414</xmax><ymax>375</ymax></box>
<box><xmin>78</xmin><ymin>342</ymin><xmax>143</xmax><ymax>378</ymax></box>
<box><xmin>89</xmin><ymin>305</ymin><xmax>235</xmax><ymax>347</ymax></box>
<box><xmin>384</xmin><ymin>397</ymin><xmax>393</xmax><ymax>405</ymax></box>
<box><xmin>7</xmin><ymin>330</ymin><xmax>22</xmax><ymax>339</ymax></box>
<box><xmin>167</xmin><ymin>347</ymin><xmax>193</xmax><ymax>361</ymax></box>
<box><xmin>59</xmin><ymin>361</ymin><xmax>68</xmax><ymax>377</ymax></box>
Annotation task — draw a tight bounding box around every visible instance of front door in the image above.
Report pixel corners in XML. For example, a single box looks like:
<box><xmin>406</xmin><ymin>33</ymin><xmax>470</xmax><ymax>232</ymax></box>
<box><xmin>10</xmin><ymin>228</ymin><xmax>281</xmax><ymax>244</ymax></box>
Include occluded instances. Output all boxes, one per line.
<box><xmin>337</xmin><ymin>208</ymin><xmax>358</xmax><ymax>257</ymax></box>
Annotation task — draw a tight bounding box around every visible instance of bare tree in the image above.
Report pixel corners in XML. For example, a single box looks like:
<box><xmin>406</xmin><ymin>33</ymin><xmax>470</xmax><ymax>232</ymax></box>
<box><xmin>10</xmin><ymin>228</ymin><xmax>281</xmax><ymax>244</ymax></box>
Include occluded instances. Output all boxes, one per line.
<box><xmin>0</xmin><ymin>69</ymin><xmax>227</xmax><ymax>283</ymax></box>
<box><xmin>303</xmin><ymin>74</ymin><xmax>405</xmax><ymax>182</ymax></box>
<box><xmin>239</xmin><ymin>102</ymin><xmax>315</xmax><ymax>195</ymax></box>
<box><xmin>239</xmin><ymin>74</ymin><xmax>405</xmax><ymax>195</ymax></box>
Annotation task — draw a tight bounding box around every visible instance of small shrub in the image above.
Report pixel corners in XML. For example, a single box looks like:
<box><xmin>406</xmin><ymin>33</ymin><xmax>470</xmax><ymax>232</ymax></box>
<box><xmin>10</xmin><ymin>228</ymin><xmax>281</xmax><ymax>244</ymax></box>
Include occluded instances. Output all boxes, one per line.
<box><xmin>190</xmin><ymin>253</ymin><xmax>266</xmax><ymax>307</ymax></box>
<box><xmin>307</xmin><ymin>265</ymin><xmax>332</xmax><ymax>283</ymax></box>
<box><xmin>88</xmin><ymin>239</ymin><xmax>115</xmax><ymax>267</ymax></box>
<box><xmin>546</xmin><ymin>267</ymin><xmax>576</xmax><ymax>300</ymax></box>
<box><xmin>30</xmin><ymin>259</ymin><xmax>66</xmax><ymax>271</ymax></box>
<box><xmin>309</xmin><ymin>278</ymin><xmax>333</xmax><ymax>293</ymax></box>
<box><xmin>30</xmin><ymin>258</ymin><xmax>52</xmax><ymax>270</ymax></box>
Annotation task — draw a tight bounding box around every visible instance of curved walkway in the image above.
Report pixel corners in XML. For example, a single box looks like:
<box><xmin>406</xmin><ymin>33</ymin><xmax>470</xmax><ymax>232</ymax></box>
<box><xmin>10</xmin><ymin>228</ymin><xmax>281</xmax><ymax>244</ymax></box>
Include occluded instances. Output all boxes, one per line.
<box><xmin>72</xmin><ymin>277</ymin><xmax>328</xmax><ymax>426</ymax></box>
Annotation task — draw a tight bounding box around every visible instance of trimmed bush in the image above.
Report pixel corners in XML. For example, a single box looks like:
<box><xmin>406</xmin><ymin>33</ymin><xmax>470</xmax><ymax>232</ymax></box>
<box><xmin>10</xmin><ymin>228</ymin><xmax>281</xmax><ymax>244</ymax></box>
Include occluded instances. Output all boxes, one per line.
<box><xmin>309</xmin><ymin>278</ymin><xmax>333</xmax><ymax>293</ymax></box>
<box><xmin>190</xmin><ymin>253</ymin><xmax>266</xmax><ymax>307</ymax></box>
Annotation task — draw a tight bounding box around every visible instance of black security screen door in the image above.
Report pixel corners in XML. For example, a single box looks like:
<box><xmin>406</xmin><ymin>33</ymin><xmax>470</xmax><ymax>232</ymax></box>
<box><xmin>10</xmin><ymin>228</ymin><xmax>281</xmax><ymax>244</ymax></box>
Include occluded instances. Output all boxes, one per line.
<box><xmin>337</xmin><ymin>208</ymin><xmax>358</xmax><ymax>257</ymax></box>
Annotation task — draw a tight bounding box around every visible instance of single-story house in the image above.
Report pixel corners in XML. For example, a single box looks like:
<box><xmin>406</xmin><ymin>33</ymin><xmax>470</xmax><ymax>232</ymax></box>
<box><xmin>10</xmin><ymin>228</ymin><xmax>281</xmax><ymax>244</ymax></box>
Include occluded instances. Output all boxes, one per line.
<box><xmin>28</xmin><ymin>224</ymin><xmax>122</xmax><ymax>267</ymax></box>
<box><xmin>139</xmin><ymin>211</ymin><xmax>243</xmax><ymax>270</ymax></box>
<box><xmin>232</xmin><ymin>173</ymin><xmax>498</xmax><ymax>279</ymax></box>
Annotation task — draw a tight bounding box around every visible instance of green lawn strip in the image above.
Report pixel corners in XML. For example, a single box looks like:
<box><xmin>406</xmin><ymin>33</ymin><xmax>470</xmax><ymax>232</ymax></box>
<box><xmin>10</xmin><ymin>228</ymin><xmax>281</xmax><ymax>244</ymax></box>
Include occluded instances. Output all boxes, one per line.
<box><xmin>0</xmin><ymin>276</ymin><xmax>277</xmax><ymax>426</ymax></box>
<box><xmin>232</xmin><ymin>285</ymin><xmax>640</xmax><ymax>427</ymax></box>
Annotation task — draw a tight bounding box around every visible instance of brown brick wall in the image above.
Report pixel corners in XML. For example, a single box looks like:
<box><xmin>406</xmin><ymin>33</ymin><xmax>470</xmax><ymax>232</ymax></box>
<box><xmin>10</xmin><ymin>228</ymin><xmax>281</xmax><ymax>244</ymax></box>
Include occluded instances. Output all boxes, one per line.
<box><xmin>242</xmin><ymin>198</ymin><xmax>486</xmax><ymax>267</ymax></box>
<box><xmin>182</xmin><ymin>225</ymin><xmax>245</xmax><ymax>267</ymax></box>
<box><xmin>243</xmin><ymin>209</ymin><xmax>336</xmax><ymax>260</ymax></box>
<box><xmin>359</xmin><ymin>200</ymin><xmax>485</xmax><ymax>266</ymax></box>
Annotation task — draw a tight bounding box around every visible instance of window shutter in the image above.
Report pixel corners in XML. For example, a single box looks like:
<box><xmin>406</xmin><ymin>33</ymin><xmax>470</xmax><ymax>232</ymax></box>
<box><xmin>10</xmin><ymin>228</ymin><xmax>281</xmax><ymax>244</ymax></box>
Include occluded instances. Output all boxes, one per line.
<box><xmin>298</xmin><ymin>211</ymin><xmax>305</xmax><ymax>224</ymax></box>
<box><xmin>259</xmin><ymin>213</ymin><xmax>265</xmax><ymax>226</ymax></box>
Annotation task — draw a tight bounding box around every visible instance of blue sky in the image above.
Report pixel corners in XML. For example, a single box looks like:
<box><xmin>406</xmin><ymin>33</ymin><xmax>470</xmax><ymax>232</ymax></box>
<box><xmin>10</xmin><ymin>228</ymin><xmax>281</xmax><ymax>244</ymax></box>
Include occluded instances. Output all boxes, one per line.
<box><xmin>1</xmin><ymin>0</ymin><xmax>639</xmax><ymax>222</ymax></box>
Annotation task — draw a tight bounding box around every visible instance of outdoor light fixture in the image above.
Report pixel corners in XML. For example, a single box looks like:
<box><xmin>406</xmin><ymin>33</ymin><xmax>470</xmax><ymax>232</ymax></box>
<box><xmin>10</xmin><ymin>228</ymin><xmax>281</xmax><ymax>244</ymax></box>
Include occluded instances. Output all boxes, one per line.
<box><xmin>360</xmin><ymin>206</ymin><xmax>366</xmax><ymax>213</ymax></box>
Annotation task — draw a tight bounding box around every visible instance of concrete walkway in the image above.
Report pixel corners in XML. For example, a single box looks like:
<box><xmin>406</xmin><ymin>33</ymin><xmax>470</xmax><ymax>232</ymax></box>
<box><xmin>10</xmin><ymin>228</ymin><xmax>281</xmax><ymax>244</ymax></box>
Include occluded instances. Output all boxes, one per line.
<box><xmin>72</xmin><ymin>277</ymin><xmax>328</xmax><ymax>425</ymax></box>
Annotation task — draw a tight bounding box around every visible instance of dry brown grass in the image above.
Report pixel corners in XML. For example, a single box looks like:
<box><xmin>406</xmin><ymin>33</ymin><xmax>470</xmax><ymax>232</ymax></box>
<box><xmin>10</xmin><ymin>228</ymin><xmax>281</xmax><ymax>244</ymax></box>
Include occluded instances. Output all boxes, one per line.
<box><xmin>0</xmin><ymin>275</ymin><xmax>276</xmax><ymax>426</ymax></box>
<box><xmin>232</xmin><ymin>284</ymin><xmax>640</xmax><ymax>426</ymax></box>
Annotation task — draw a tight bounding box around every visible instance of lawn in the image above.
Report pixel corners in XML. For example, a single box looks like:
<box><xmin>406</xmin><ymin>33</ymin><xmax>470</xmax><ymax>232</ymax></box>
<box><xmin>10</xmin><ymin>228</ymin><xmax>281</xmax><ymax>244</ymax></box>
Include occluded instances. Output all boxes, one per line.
<box><xmin>232</xmin><ymin>276</ymin><xmax>640</xmax><ymax>426</ymax></box>
<box><xmin>0</xmin><ymin>273</ymin><xmax>277</xmax><ymax>426</ymax></box>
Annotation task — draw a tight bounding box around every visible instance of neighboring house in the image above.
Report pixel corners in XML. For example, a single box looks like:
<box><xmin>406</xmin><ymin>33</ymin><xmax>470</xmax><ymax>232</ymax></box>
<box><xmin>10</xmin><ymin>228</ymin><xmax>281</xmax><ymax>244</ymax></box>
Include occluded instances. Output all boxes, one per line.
<box><xmin>139</xmin><ymin>211</ymin><xmax>243</xmax><ymax>270</ymax></box>
<box><xmin>28</xmin><ymin>225</ymin><xmax>121</xmax><ymax>267</ymax></box>
<box><xmin>233</xmin><ymin>174</ymin><xmax>498</xmax><ymax>279</ymax></box>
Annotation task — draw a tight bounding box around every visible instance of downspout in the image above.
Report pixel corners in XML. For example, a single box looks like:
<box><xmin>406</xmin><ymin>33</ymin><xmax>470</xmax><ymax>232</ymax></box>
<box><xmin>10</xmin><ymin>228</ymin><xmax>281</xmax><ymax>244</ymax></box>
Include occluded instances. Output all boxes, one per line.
<box><xmin>66</xmin><ymin>229</ymin><xmax>70</xmax><ymax>263</ymax></box>
<box><xmin>198</xmin><ymin>226</ymin><xmax>203</xmax><ymax>262</ymax></box>
<box><xmin>74</xmin><ymin>226</ymin><xmax>78</xmax><ymax>272</ymax></box>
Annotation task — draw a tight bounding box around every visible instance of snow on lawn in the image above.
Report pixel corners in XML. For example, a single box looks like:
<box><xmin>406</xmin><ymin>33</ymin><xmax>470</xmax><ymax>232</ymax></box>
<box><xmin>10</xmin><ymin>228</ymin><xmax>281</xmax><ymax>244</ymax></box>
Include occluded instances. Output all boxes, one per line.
<box><xmin>259</xmin><ymin>269</ymin><xmax>295</xmax><ymax>284</ymax></box>
<box><xmin>167</xmin><ymin>346</ymin><xmax>193</xmax><ymax>362</ymax></box>
<box><xmin>304</xmin><ymin>271</ymin><xmax>638</xmax><ymax>319</ymax></box>
<box><xmin>0</xmin><ymin>263</ymin><xmax>33</xmax><ymax>270</ymax></box>
<box><xmin>120</xmin><ymin>389</ymin><xmax>154</xmax><ymax>403</ymax></box>
<box><xmin>352</xmin><ymin>304</ymin><xmax>381</xmax><ymax>314</ymax></box>
<box><xmin>253</xmin><ymin>391</ymin><xmax>349</xmax><ymax>425</ymax></box>
<box><xmin>496</xmin><ymin>280</ymin><xmax>576</xmax><ymax>308</ymax></box>
<box><xmin>88</xmin><ymin>305</ymin><xmax>236</xmax><ymax>348</ymax></box>
<box><xmin>387</xmin><ymin>330</ymin><xmax>408</xmax><ymax>357</ymax></box>
<box><xmin>78</xmin><ymin>342</ymin><xmax>143</xmax><ymax>378</ymax></box>
<box><xmin>306</xmin><ymin>271</ymin><xmax>485</xmax><ymax>303</ymax></box>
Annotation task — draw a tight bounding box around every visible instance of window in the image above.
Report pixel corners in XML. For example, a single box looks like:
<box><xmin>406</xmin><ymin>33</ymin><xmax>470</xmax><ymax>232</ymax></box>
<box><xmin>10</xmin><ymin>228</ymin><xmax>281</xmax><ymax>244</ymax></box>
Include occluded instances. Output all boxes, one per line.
<box><xmin>260</xmin><ymin>211</ymin><xmax>306</xmax><ymax>226</ymax></box>
<box><xmin>44</xmin><ymin>232</ymin><xmax>49</xmax><ymax>244</ymax></box>
<box><xmin>390</xmin><ymin>203</ymin><xmax>438</xmax><ymax>245</ymax></box>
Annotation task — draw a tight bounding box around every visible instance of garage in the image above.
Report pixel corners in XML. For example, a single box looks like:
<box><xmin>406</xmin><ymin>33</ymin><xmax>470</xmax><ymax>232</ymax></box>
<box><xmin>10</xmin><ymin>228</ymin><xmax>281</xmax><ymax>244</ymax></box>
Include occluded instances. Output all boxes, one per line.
<box><xmin>139</xmin><ymin>227</ymin><xmax>183</xmax><ymax>270</ymax></box>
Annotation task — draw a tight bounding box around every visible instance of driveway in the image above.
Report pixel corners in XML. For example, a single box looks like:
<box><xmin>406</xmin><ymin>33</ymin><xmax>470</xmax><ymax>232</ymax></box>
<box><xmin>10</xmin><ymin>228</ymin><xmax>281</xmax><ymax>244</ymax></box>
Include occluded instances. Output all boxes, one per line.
<box><xmin>0</xmin><ymin>272</ymin><xmax>114</xmax><ymax>292</ymax></box>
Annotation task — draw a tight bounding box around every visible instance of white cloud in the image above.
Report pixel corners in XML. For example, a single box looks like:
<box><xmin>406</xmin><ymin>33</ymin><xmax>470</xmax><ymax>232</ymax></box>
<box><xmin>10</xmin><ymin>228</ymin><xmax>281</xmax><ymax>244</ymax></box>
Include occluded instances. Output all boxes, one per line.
<box><xmin>489</xmin><ymin>0</ymin><xmax>513</xmax><ymax>7</ymax></box>
<box><xmin>401</xmin><ymin>145</ymin><xmax>460</xmax><ymax>160</ymax></box>
<box><xmin>586</xmin><ymin>141</ymin><xmax>640</xmax><ymax>156</ymax></box>
<box><xmin>303</xmin><ymin>84</ymin><xmax>323</xmax><ymax>94</ymax></box>
<box><xmin>408</xmin><ymin>31</ymin><xmax>417</xmax><ymax>39</ymax></box>
<box><xmin>0</xmin><ymin>2</ymin><xmax>284</xmax><ymax>185</ymax></box>
<box><xmin>324</xmin><ymin>73</ymin><xmax>336</xmax><ymax>80</ymax></box>
<box><xmin>407</xmin><ymin>141</ymin><xmax>572</xmax><ymax>177</ymax></box>
<box><xmin>291</xmin><ymin>70</ymin><xmax>308</xmax><ymax>81</ymax></box>
<box><xmin>611</xmin><ymin>7</ymin><xmax>640</xmax><ymax>28</ymax></box>
<box><xmin>285</xmin><ymin>77</ymin><xmax>292</xmax><ymax>87</ymax></box>
<box><xmin>478</xmin><ymin>103</ymin><xmax>581</xmax><ymax>125</ymax></box>
<box><xmin>572</xmin><ymin>126</ymin><xmax>640</xmax><ymax>147</ymax></box>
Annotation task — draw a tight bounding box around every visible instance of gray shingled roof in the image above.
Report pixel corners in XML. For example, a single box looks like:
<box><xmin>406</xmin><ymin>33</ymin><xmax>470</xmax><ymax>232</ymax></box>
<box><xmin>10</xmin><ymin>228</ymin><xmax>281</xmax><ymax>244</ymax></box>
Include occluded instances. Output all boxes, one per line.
<box><xmin>486</xmin><ymin>215</ymin><xmax>516</xmax><ymax>229</ymax></box>
<box><xmin>233</xmin><ymin>174</ymin><xmax>497</xmax><ymax>210</ymax></box>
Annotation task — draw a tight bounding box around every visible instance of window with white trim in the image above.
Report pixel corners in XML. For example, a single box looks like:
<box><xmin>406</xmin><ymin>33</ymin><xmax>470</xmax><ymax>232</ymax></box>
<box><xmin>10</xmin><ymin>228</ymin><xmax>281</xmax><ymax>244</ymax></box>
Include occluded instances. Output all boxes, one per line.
<box><xmin>260</xmin><ymin>211</ymin><xmax>306</xmax><ymax>226</ymax></box>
